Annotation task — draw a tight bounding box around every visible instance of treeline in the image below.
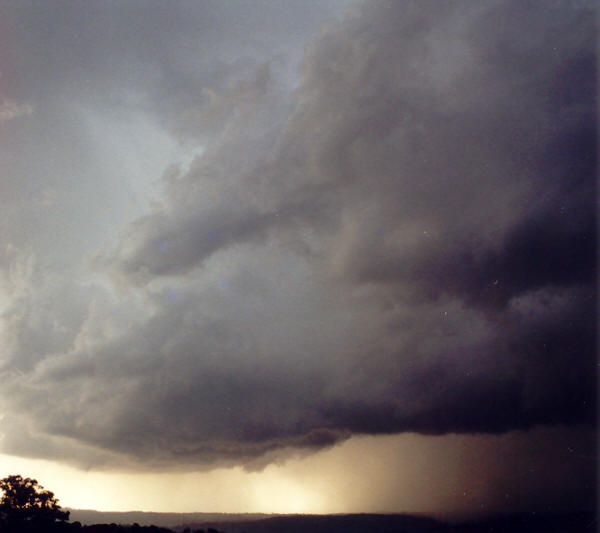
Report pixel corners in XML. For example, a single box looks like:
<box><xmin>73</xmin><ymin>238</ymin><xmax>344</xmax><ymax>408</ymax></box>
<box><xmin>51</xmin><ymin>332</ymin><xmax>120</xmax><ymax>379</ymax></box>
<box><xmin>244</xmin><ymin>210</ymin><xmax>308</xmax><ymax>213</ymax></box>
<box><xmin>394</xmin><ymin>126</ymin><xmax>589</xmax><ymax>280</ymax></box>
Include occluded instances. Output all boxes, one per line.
<box><xmin>0</xmin><ymin>475</ymin><xmax>229</xmax><ymax>533</ymax></box>
<box><xmin>64</xmin><ymin>524</ymin><xmax>224</xmax><ymax>533</ymax></box>
<box><xmin>0</xmin><ymin>522</ymin><xmax>223</xmax><ymax>533</ymax></box>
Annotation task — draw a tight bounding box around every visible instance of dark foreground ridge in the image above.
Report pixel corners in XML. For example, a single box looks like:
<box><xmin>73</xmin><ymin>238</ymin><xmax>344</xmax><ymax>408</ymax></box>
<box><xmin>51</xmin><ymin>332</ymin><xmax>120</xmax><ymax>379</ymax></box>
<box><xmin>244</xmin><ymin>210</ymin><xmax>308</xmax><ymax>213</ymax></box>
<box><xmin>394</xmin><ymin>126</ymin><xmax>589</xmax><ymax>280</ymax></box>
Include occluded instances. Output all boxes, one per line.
<box><xmin>172</xmin><ymin>512</ymin><xmax>596</xmax><ymax>533</ymax></box>
<box><xmin>175</xmin><ymin>513</ymin><xmax>443</xmax><ymax>533</ymax></box>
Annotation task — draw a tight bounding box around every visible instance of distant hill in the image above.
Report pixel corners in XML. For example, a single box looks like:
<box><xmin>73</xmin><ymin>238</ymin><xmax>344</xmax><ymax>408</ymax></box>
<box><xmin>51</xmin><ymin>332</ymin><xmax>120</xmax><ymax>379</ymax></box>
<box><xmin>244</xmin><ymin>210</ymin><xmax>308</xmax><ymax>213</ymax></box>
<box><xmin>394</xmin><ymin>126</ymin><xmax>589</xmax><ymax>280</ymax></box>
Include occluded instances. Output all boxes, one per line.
<box><xmin>175</xmin><ymin>513</ymin><xmax>448</xmax><ymax>533</ymax></box>
<box><xmin>68</xmin><ymin>510</ymin><xmax>273</xmax><ymax>528</ymax></box>
<box><xmin>172</xmin><ymin>511</ymin><xmax>597</xmax><ymax>533</ymax></box>
<box><xmin>67</xmin><ymin>510</ymin><xmax>596</xmax><ymax>533</ymax></box>
<box><xmin>450</xmin><ymin>511</ymin><xmax>596</xmax><ymax>533</ymax></box>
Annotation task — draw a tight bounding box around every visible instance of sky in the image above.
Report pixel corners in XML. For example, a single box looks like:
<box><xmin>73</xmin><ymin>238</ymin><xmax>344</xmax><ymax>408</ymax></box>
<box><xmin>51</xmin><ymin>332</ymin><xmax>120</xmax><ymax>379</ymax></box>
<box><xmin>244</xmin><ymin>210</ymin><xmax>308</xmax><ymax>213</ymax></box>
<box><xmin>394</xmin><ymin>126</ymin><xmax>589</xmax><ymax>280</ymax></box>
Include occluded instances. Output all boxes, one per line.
<box><xmin>0</xmin><ymin>0</ymin><xmax>596</xmax><ymax>518</ymax></box>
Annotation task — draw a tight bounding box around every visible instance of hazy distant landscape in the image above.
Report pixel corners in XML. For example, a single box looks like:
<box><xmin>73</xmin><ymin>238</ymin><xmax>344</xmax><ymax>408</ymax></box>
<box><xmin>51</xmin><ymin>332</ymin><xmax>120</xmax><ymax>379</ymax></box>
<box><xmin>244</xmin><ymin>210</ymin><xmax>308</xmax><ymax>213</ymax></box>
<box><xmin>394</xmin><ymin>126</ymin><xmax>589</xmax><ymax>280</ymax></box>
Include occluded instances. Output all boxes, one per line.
<box><xmin>0</xmin><ymin>473</ymin><xmax>595</xmax><ymax>532</ymax></box>
<box><xmin>67</xmin><ymin>510</ymin><xmax>597</xmax><ymax>533</ymax></box>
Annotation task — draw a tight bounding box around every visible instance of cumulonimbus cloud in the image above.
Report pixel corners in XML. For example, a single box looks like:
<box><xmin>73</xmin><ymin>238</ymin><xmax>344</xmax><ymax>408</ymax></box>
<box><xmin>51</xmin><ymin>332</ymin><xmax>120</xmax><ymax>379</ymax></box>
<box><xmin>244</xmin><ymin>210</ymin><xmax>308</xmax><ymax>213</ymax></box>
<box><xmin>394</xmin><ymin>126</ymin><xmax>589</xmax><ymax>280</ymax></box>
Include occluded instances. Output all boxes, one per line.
<box><xmin>0</xmin><ymin>0</ymin><xmax>595</xmax><ymax>470</ymax></box>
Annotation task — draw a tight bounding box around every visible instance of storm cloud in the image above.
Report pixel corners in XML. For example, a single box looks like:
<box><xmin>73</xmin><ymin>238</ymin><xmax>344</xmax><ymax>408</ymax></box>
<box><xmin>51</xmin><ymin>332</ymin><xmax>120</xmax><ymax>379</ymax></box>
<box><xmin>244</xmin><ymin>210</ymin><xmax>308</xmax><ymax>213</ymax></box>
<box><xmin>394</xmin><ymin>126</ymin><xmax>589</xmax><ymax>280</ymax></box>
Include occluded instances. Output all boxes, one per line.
<box><xmin>0</xmin><ymin>0</ymin><xmax>595</xmax><ymax>469</ymax></box>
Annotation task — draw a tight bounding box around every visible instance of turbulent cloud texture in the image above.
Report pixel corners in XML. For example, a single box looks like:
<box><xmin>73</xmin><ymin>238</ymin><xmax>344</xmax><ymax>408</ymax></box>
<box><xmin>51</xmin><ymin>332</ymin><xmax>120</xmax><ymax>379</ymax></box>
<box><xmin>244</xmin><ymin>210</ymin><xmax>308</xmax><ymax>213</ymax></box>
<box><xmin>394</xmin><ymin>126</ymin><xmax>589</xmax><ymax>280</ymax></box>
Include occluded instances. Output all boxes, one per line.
<box><xmin>0</xmin><ymin>0</ymin><xmax>595</xmax><ymax>469</ymax></box>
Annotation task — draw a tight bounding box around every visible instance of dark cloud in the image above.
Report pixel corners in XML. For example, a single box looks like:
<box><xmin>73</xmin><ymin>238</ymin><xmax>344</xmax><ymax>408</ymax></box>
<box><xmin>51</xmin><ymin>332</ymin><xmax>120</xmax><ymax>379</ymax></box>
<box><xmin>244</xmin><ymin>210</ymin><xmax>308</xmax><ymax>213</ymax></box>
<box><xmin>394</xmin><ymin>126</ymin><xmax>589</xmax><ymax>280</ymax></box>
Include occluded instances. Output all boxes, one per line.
<box><xmin>0</xmin><ymin>0</ymin><xmax>595</xmax><ymax>469</ymax></box>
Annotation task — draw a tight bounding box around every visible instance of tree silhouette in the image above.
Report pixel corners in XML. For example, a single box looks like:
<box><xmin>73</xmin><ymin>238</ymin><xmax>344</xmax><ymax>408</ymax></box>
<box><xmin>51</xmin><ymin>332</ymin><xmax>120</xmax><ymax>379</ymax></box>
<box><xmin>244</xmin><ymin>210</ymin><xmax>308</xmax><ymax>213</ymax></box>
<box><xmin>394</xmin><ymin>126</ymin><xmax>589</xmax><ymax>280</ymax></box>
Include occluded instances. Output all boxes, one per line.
<box><xmin>0</xmin><ymin>474</ymin><xmax>70</xmax><ymax>531</ymax></box>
